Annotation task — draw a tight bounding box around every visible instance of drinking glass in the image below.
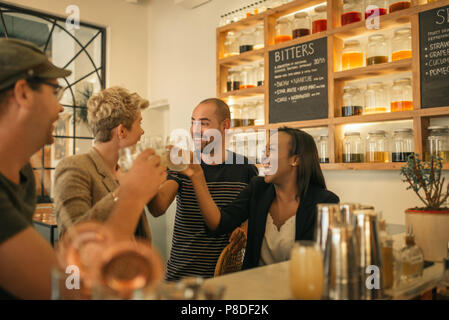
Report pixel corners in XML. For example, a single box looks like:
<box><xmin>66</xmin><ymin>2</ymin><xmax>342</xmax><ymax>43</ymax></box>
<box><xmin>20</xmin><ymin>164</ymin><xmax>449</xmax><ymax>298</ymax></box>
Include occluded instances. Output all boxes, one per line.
<box><xmin>165</xmin><ymin>135</ymin><xmax>191</xmax><ymax>172</ymax></box>
<box><xmin>290</xmin><ymin>240</ymin><xmax>324</xmax><ymax>300</ymax></box>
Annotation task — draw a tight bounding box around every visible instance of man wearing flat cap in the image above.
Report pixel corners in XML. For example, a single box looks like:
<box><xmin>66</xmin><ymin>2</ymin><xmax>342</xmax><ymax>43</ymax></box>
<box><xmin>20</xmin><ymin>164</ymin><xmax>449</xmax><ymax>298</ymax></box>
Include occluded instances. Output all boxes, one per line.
<box><xmin>0</xmin><ymin>38</ymin><xmax>165</xmax><ymax>299</ymax></box>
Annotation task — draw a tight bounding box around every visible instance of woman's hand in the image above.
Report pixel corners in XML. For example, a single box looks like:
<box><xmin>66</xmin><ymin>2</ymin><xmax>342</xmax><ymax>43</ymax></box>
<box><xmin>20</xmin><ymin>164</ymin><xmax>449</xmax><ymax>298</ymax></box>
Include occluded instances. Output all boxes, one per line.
<box><xmin>118</xmin><ymin>148</ymin><xmax>167</xmax><ymax>205</ymax></box>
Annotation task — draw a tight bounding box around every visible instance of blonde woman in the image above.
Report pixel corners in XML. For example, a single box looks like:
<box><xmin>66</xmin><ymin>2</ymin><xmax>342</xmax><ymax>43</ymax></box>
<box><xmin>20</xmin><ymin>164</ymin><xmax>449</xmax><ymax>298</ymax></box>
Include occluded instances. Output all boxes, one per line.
<box><xmin>54</xmin><ymin>86</ymin><xmax>155</xmax><ymax>243</ymax></box>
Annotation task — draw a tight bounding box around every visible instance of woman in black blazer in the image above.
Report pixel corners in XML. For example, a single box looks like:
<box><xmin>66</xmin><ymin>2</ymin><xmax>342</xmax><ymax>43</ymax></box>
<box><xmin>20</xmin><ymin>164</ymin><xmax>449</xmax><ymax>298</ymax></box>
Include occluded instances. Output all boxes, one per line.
<box><xmin>184</xmin><ymin>127</ymin><xmax>339</xmax><ymax>270</ymax></box>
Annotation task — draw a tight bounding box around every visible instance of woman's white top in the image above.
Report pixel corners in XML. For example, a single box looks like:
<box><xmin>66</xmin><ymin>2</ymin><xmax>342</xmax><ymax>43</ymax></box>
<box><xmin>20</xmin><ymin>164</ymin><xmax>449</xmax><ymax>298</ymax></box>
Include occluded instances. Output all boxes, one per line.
<box><xmin>258</xmin><ymin>212</ymin><xmax>296</xmax><ymax>266</ymax></box>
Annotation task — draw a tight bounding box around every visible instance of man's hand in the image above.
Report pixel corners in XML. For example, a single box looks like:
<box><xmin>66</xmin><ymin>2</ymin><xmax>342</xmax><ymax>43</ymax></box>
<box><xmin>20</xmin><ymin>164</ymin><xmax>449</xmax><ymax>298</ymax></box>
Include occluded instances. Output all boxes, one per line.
<box><xmin>229</xmin><ymin>227</ymin><xmax>247</xmax><ymax>255</ymax></box>
<box><xmin>179</xmin><ymin>150</ymin><xmax>203</xmax><ymax>180</ymax></box>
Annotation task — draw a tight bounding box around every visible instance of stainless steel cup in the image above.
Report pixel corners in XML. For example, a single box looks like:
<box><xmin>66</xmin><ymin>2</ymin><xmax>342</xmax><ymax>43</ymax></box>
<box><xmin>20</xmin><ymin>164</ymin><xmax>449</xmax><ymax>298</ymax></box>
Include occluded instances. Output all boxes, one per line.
<box><xmin>315</xmin><ymin>204</ymin><xmax>343</xmax><ymax>252</ymax></box>
<box><xmin>353</xmin><ymin>209</ymin><xmax>385</xmax><ymax>300</ymax></box>
<box><xmin>323</xmin><ymin>225</ymin><xmax>360</xmax><ymax>300</ymax></box>
<box><xmin>340</xmin><ymin>203</ymin><xmax>360</xmax><ymax>226</ymax></box>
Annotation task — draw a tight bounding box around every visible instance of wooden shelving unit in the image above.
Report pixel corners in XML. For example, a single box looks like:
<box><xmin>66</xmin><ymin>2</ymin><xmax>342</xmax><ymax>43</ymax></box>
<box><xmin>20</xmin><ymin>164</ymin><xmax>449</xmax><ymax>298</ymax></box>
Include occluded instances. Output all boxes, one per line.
<box><xmin>217</xmin><ymin>0</ymin><xmax>449</xmax><ymax>170</ymax></box>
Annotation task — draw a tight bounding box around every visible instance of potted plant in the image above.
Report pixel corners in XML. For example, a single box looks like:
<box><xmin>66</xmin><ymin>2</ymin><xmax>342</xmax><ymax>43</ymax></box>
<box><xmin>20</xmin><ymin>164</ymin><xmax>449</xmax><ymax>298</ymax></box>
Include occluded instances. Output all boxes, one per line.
<box><xmin>400</xmin><ymin>154</ymin><xmax>449</xmax><ymax>262</ymax></box>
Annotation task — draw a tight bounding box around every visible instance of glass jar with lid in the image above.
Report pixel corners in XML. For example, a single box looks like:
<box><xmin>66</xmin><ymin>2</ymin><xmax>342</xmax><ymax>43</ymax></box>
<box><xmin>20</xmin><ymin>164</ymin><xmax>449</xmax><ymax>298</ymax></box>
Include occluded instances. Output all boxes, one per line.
<box><xmin>224</xmin><ymin>31</ymin><xmax>239</xmax><ymax>58</ymax></box>
<box><xmin>364</xmin><ymin>82</ymin><xmax>389</xmax><ymax>114</ymax></box>
<box><xmin>392</xmin><ymin>128</ymin><xmax>414</xmax><ymax>162</ymax></box>
<box><xmin>312</xmin><ymin>5</ymin><xmax>327</xmax><ymax>34</ymax></box>
<box><xmin>341</xmin><ymin>0</ymin><xmax>363</xmax><ymax>26</ymax></box>
<box><xmin>226</xmin><ymin>68</ymin><xmax>235</xmax><ymax>92</ymax></box>
<box><xmin>342</xmin><ymin>40</ymin><xmax>363</xmax><ymax>70</ymax></box>
<box><xmin>230</xmin><ymin>103</ymin><xmax>243</xmax><ymax>128</ymax></box>
<box><xmin>292</xmin><ymin>12</ymin><xmax>311</xmax><ymax>39</ymax></box>
<box><xmin>389</xmin><ymin>0</ymin><xmax>411</xmax><ymax>13</ymax></box>
<box><xmin>227</xmin><ymin>67</ymin><xmax>241</xmax><ymax>92</ymax></box>
<box><xmin>240</xmin><ymin>64</ymin><xmax>257</xmax><ymax>89</ymax></box>
<box><xmin>366</xmin><ymin>34</ymin><xmax>388</xmax><ymax>65</ymax></box>
<box><xmin>365</xmin><ymin>0</ymin><xmax>388</xmax><ymax>19</ymax></box>
<box><xmin>342</xmin><ymin>132</ymin><xmax>364</xmax><ymax>163</ymax></box>
<box><xmin>256</xmin><ymin>61</ymin><xmax>264</xmax><ymax>86</ymax></box>
<box><xmin>427</xmin><ymin>126</ymin><xmax>449</xmax><ymax>162</ymax></box>
<box><xmin>239</xmin><ymin>30</ymin><xmax>254</xmax><ymax>53</ymax></box>
<box><xmin>391</xmin><ymin>27</ymin><xmax>412</xmax><ymax>61</ymax></box>
<box><xmin>366</xmin><ymin>130</ymin><xmax>390</xmax><ymax>163</ymax></box>
<box><xmin>275</xmin><ymin>18</ymin><xmax>292</xmax><ymax>44</ymax></box>
<box><xmin>255</xmin><ymin>99</ymin><xmax>265</xmax><ymax>126</ymax></box>
<box><xmin>342</xmin><ymin>86</ymin><xmax>364</xmax><ymax>116</ymax></box>
<box><xmin>390</xmin><ymin>78</ymin><xmax>413</xmax><ymax>112</ymax></box>
<box><xmin>318</xmin><ymin>135</ymin><xmax>330</xmax><ymax>163</ymax></box>
<box><xmin>254</xmin><ymin>25</ymin><xmax>265</xmax><ymax>50</ymax></box>
<box><xmin>242</xmin><ymin>101</ymin><xmax>257</xmax><ymax>127</ymax></box>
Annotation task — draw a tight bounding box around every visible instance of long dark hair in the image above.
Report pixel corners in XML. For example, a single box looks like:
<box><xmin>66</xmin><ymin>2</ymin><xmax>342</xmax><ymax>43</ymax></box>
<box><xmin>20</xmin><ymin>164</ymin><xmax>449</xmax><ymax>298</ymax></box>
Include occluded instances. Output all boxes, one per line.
<box><xmin>277</xmin><ymin>127</ymin><xmax>326</xmax><ymax>200</ymax></box>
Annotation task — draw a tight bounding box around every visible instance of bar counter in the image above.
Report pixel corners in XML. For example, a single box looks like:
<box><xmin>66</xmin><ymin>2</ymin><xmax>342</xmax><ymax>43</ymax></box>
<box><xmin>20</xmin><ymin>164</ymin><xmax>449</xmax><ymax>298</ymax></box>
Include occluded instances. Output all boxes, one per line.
<box><xmin>204</xmin><ymin>231</ymin><xmax>445</xmax><ymax>300</ymax></box>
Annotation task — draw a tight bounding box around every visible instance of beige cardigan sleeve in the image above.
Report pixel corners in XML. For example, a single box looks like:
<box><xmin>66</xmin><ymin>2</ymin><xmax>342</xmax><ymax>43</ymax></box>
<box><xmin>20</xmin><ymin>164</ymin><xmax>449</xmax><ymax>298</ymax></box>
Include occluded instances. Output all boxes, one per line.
<box><xmin>53</xmin><ymin>157</ymin><xmax>116</xmax><ymax>236</ymax></box>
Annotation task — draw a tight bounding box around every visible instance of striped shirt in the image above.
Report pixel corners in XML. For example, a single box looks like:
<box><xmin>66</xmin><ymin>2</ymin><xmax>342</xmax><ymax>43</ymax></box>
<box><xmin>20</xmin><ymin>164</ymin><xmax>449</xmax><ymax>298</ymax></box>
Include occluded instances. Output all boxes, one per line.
<box><xmin>166</xmin><ymin>151</ymin><xmax>258</xmax><ymax>281</ymax></box>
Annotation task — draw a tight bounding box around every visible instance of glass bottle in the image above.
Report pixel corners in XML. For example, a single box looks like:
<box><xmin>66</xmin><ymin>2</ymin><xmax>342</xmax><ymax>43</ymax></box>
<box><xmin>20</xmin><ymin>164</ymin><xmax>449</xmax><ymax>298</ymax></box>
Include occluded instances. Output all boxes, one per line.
<box><xmin>391</xmin><ymin>27</ymin><xmax>412</xmax><ymax>61</ymax></box>
<box><xmin>224</xmin><ymin>31</ymin><xmax>239</xmax><ymax>58</ymax></box>
<box><xmin>226</xmin><ymin>67</ymin><xmax>241</xmax><ymax>92</ymax></box>
<box><xmin>239</xmin><ymin>29</ymin><xmax>254</xmax><ymax>53</ymax></box>
<box><xmin>399</xmin><ymin>225</ymin><xmax>424</xmax><ymax>283</ymax></box>
<box><xmin>242</xmin><ymin>101</ymin><xmax>256</xmax><ymax>127</ymax></box>
<box><xmin>256</xmin><ymin>61</ymin><xmax>264</xmax><ymax>86</ymax></box>
<box><xmin>390</xmin><ymin>78</ymin><xmax>413</xmax><ymax>112</ymax></box>
<box><xmin>435</xmin><ymin>242</ymin><xmax>449</xmax><ymax>299</ymax></box>
<box><xmin>255</xmin><ymin>98</ymin><xmax>265</xmax><ymax>126</ymax></box>
<box><xmin>342</xmin><ymin>132</ymin><xmax>364</xmax><ymax>163</ymax></box>
<box><xmin>318</xmin><ymin>135</ymin><xmax>330</xmax><ymax>163</ymax></box>
<box><xmin>292</xmin><ymin>12</ymin><xmax>311</xmax><ymax>39</ymax></box>
<box><xmin>342</xmin><ymin>40</ymin><xmax>364</xmax><ymax>70</ymax></box>
<box><xmin>342</xmin><ymin>86</ymin><xmax>364</xmax><ymax>116</ymax></box>
<box><xmin>254</xmin><ymin>25</ymin><xmax>265</xmax><ymax>50</ymax></box>
<box><xmin>365</xmin><ymin>0</ymin><xmax>388</xmax><ymax>19</ymax></box>
<box><xmin>275</xmin><ymin>18</ymin><xmax>292</xmax><ymax>44</ymax></box>
<box><xmin>240</xmin><ymin>64</ymin><xmax>257</xmax><ymax>89</ymax></box>
<box><xmin>379</xmin><ymin>219</ymin><xmax>394</xmax><ymax>289</ymax></box>
<box><xmin>366</xmin><ymin>130</ymin><xmax>390</xmax><ymax>163</ymax></box>
<box><xmin>364</xmin><ymin>82</ymin><xmax>388</xmax><ymax>114</ymax></box>
<box><xmin>389</xmin><ymin>0</ymin><xmax>411</xmax><ymax>13</ymax></box>
<box><xmin>366</xmin><ymin>34</ymin><xmax>388</xmax><ymax>65</ymax></box>
<box><xmin>312</xmin><ymin>5</ymin><xmax>327</xmax><ymax>34</ymax></box>
<box><xmin>392</xmin><ymin>128</ymin><xmax>414</xmax><ymax>162</ymax></box>
<box><xmin>230</xmin><ymin>102</ymin><xmax>243</xmax><ymax>128</ymax></box>
<box><xmin>341</xmin><ymin>0</ymin><xmax>363</xmax><ymax>26</ymax></box>
<box><xmin>427</xmin><ymin>126</ymin><xmax>449</xmax><ymax>162</ymax></box>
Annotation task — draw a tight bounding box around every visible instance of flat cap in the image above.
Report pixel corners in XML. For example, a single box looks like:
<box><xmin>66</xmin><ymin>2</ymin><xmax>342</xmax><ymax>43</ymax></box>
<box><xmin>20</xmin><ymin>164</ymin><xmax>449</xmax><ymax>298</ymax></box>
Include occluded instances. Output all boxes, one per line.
<box><xmin>0</xmin><ymin>38</ymin><xmax>72</xmax><ymax>90</ymax></box>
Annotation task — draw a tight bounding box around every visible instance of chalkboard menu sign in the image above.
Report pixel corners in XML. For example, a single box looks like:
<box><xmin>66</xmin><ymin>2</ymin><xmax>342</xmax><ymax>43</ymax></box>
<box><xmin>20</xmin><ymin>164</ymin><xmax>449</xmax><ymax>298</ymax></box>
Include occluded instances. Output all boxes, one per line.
<box><xmin>420</xmin><ymin>4</ymin><xmax>449</xmax><ymax>108</ymax></box>
<box><xmin>269</xmin><ymin>37</ymin><xmax>328</xmax><ymax>123</ymax></box>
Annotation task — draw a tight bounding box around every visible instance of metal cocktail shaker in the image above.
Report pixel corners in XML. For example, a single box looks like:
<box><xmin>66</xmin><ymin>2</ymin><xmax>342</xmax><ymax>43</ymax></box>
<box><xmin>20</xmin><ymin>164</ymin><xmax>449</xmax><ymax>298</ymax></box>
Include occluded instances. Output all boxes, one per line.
<box><xmin>323</xmin><ymin>225</ymin><xmax>360</xmax><ymax>299</ymax></box>
<box><xmin>315</xmin><ymin>204</ymin><xmax>343</xmax><ymax>252</ymax></box>
<box><xmin>353</xmin><ymin>209</ymin><xmax>386</xmax><ymax>299</ymax></box>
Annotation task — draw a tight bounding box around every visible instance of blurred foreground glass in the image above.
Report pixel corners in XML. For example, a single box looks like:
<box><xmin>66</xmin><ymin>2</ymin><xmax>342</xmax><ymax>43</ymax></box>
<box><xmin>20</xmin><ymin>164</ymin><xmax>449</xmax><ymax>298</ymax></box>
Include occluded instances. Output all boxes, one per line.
<box><xmin>157</xmin><ymin>277</ymin><xmax>226</xmax><ymax>300</ymax></box>
<box><xmin>290</xmin><ymin>241</ymin><xmax>324</xmax><ymax>300</ymax></box>
<box><xmin>55</xmin><ymin>222</ymin><xmax>114</xmax><ymax>299</ymax></box>
<box><xmin>92</xmin><ymin>241</ymin><xmax>164</xmax><ymax>300</ymax></box>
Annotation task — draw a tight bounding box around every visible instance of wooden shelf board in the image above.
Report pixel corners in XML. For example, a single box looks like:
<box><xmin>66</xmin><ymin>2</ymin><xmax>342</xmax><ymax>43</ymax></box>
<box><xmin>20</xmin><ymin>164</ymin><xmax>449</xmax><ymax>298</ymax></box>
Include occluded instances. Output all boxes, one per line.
<box><xmin>219</xmin><ymin>48</ymin><xmax>265</xmax><ymax>67</ymax></box>
<box><xmin>333</xmin><ymin>59</ymin><xmax>412</xmax><ymax>81</ymax></box>
<box><xmin>322</xmin><ymin>162</ymin><xmax>406</xmax><ymax>170</ymax></box>
<box><xmin>330</xmin><ymin>8</ymin><xmax>414</xmax><ymax>39</ymax></box>
<box><xmin>332</xmin><ymin>110</ymin><xmax>415</xmax><ymax>125</ymax></box>
<box><xmin>217</xmin><ymin>12</ymin><xmax>265</xmax><ymax>34</ymax></box>
<box><xmin>267</xmin><ymin>33</ymin><xmax>329</xmax><ymax>52</ymax></box>
<box><xmin>266</xmin><ymin>118</ymin><xmax>330</xmax><ymax>129</ymax></box>
<box><xmin>219</xmin><ymin>86</ymin><xmax>265</xmax><ymax>99</ymax></box>
<box><xmin>266</xmin><ymin>0</ymin><xmax>328</xmax><ymax>19</ymax></box>
<box><xmin>418</xmin><ymin>106</ymin><xmax>449</xmax><ymax>118</ymax></box>
<box><xmin>227</xmin><ymin>125</ymin><xmax>267</xmax><ymax>132</ymax></box>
